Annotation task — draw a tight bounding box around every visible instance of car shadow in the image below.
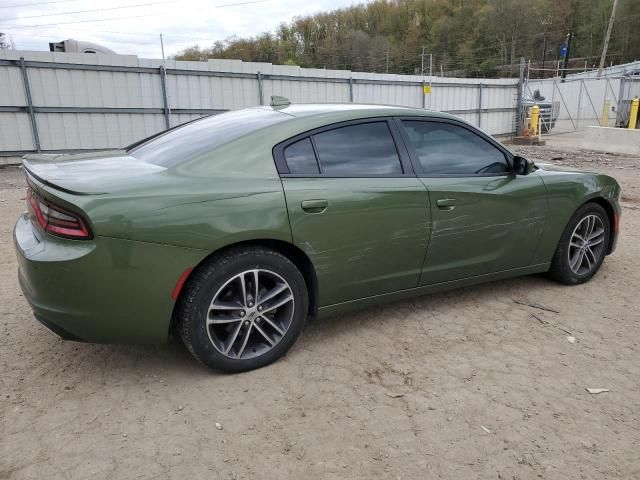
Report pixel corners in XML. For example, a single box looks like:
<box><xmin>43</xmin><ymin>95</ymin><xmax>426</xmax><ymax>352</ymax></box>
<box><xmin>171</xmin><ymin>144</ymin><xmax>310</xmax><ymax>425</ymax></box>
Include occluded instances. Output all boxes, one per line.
<box><xmin>301</xmin><ymin>273</ymin><xmax>553</xmax><ymax>343</ymax></box>
<box><xmin>31</xmin><ymin>273</ymin><xmax>555</xmax><ymax>378</ymax></box>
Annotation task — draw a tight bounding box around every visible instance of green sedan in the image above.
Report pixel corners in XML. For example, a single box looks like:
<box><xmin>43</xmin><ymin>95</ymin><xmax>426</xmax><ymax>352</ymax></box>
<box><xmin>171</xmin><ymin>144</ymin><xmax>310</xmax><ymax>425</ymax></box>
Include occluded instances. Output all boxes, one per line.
<box><xmin>14</xmin><ymin>101</ymin><xmax>621</xmax><ymax>372</ymax></box>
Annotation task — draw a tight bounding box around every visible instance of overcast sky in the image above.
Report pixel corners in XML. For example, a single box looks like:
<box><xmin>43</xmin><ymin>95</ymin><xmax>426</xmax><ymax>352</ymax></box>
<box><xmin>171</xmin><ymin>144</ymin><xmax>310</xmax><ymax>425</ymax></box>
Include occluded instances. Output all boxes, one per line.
<box><xmin>0</xmin><ymin>0</ymin><xmax>362</xmax><ymax>58</ymax></box>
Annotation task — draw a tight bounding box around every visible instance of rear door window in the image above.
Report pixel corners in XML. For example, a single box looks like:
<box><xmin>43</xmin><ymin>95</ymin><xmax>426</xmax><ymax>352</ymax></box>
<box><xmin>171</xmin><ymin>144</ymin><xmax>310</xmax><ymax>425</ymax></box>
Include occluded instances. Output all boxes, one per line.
<box><xmin>284</xmin><ymin>138</ymin><xmax>320</xmax><ymax>174</ymax></box>
<box><xmin>312</xmin><ymin>122</ymin><xmax>403</xmax><ymax>176</ymax></box>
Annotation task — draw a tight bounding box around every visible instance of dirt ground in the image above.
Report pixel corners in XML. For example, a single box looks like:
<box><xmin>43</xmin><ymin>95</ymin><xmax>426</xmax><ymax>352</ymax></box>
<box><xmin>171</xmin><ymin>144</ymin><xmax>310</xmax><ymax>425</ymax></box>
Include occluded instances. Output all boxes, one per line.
<box><xmin>1</xmin><ymin>145</ymin><xmax>639</xmax><ymax>480</ymax></box>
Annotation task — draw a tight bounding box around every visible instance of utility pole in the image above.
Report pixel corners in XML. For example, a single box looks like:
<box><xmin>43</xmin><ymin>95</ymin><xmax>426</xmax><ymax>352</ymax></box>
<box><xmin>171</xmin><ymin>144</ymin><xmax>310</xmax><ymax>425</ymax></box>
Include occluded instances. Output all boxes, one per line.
<box><xmin>561</xmin><ymin>1</ymin><xmax>577</xmax><ymax>83</ymax></box>
<box><xmin>561</xmin><ymin>31</ymin><xmax>573</xmax><ymax>82</ymax></box>
<box><xmin>597</xmin><ymin>0</ymin><xmax>619</xmax><ymax>78</ymax></box>
<box><xmin>541</xmin><ymin>18</ymin><xmax>552</xmax><ymax>79</ymax></box>
<box><xmin>386</xmin><ymin>44</ymin><xmax>389</xmax><ymax>73</ymax></box>
<box><xmin>420</xmin><ymin>46</ymin><xmax>426</xmax><ymax>74</ymax></box>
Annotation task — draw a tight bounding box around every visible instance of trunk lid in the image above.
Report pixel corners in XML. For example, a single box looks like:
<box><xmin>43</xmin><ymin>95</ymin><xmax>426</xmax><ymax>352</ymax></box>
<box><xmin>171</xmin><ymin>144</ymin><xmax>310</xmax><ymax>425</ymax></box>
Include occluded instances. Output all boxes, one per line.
<box><xmin>23</xmin><ymin>150</ymin><xmax>166</xmax><ymax>195</ymax></box>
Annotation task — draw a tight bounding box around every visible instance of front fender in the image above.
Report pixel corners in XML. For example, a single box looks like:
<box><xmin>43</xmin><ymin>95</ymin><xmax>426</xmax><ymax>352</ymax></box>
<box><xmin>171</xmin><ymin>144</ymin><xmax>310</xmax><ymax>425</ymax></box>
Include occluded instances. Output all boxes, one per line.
<box><xmin>532</xmin><ymin>169</ymin><xmax>621</xmax><ymax>264</ymax></box>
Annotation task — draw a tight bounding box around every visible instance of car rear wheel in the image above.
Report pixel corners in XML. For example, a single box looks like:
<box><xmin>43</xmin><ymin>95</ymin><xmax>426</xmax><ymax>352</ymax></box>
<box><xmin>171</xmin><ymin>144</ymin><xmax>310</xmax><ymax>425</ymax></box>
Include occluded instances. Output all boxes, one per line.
<box><xmin>178</xmin><ymin>247</ymin><xmax>308</xmax><ymax>372</ymax></box>
<box><xmin>548</xmin><ymin>202</ymin><xmax>610</xmax><ymax>285</ymax></box>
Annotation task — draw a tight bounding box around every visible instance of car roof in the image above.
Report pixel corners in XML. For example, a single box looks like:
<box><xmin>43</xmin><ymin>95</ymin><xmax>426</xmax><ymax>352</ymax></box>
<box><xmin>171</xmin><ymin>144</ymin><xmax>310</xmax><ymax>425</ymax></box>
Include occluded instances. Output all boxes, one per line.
<box><xmin>253</xmin><ymin>103</ymin><xmax>458</xmax><ymax>122</ymax></box>
<box><xmin>223</xmin><ymin>103</ymin><xmax>464</xmax><ymax>159</ymax></box>
<box><xmin>162</xmin><ymin>103</ymin><xmax>475</xmax><ymax>175</ymax></box>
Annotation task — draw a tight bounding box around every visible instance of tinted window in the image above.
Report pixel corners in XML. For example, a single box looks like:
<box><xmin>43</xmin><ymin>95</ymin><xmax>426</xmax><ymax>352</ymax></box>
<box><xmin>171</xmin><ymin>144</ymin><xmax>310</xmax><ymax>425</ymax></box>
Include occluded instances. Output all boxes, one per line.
<box><xmin>402</xmin><ymin>121</ymin><xmax>509</xmax><ymax>175</ymax></box>
<box><xmin>129</xmin><ymin>109</ymin><xmax>288</xmax><ymax>167</ymax></box>
<box><xmin>284</xmin><ymin>138</ymin><xmax>319</xmax><ymax>174</ymax></box>
<box><xmin>312</xmin><ymin>122</ymin><xmax>403</xmax><ymax>176</ymax></box>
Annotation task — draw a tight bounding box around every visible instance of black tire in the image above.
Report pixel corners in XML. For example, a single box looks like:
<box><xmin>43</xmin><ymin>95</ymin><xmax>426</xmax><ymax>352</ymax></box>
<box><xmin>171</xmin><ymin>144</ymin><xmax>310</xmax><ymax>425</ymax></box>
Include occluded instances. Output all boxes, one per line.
<box><xmin>548</xmin><ymin>202</ymin><xmax>611</xmax><ymax>285</ymax></box>
<box><xmin>178</xmin><ymin>247</ymin><xmax>309</xmax><ymax>373</ymax></box>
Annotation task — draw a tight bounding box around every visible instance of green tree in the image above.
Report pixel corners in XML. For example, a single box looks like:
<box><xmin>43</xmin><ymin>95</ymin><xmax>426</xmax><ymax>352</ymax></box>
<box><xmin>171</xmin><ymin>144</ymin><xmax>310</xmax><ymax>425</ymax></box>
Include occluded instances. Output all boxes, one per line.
<box><xmin>174</xmin><ymin>0</ymin><xmax>639</xmax><ymax>78</ymax></box>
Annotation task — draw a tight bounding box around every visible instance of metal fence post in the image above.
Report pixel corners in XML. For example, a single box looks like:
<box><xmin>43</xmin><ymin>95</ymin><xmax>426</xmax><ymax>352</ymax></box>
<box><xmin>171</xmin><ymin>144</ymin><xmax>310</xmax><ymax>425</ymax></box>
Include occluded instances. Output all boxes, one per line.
<box><xmin>553</xmin><ymin>79</ymin><xmax>577</xmax><ymax>131</ymax></box>
<box><xmin>581</xmin><ymin>81</ymin><xmax>600</xmax><ymax>124</ymax></box>
<box><xmin>515</xmin><ymin>57</ymin><xmax>525</xmax><ymax>136</ymax></box>
<box><xmin>550</xmin><ymin>78</ymin><xmax>557</xmax><ymax>131</ymax></box>
<box><xmin>0</xmin><ymin>57</ymin><xmax>525</xmax><ymax>156</ymax></box>
<box><xmin>19</xmin><ymin>57</ymin><xmax>40</xmax><ymax>152</ymax></box>
<box><xmin>478</xmin><ymin>83</ymin><xmax>483</xmax><ymax>128</ymax></box>
<box><xmin>257</xmin><ymin>71</ymin><xmax>264</xmax><ymax>105</ymax></box>
<box><xmin>158</xmin><ymin>65</ymin><xmax>170</xmax><ymax>130</ymax></box>
<box><xmin>606</xmin><ymin>78</ymin><xmax>618</xmax><ymax>105</ymax></box>
<box><xmin>576</xmin><ymin>80</ymin><xmax>583</xmax><ymax>130</ymax></box>
<box><xmin>615</xmin><ymin>77</ymin><xmax>626</xmax><ymax>126</ymax></box>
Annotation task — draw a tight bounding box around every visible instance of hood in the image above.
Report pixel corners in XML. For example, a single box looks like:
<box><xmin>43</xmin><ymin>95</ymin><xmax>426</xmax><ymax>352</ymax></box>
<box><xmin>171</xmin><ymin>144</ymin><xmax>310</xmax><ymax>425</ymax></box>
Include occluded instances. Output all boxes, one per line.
<box><xmin>23</xmin><ymin>150</ymin><xmax>166</xmax><ymax>195</ymax></box>
<box><xmin>534</xmin><ymin>162</ymin><xmax>597</xmax><ymax>174</ymax></box>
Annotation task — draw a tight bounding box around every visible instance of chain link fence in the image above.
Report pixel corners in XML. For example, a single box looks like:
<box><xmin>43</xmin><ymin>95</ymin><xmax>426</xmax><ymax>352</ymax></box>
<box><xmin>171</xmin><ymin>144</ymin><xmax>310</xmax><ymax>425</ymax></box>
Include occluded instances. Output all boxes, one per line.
<box><xmin>523</xmin><ymin>75</ymin><xmax>640</xmax><ymax>135</ymax></box>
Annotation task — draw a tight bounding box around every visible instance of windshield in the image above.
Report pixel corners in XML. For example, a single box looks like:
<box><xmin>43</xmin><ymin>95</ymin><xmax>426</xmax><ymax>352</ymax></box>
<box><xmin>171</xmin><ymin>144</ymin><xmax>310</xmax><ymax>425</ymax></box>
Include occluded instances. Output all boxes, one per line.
<box><xmin>128</xmin><ymin>108</ymin><xmax>289</xmax><ymax>167</ymax></box>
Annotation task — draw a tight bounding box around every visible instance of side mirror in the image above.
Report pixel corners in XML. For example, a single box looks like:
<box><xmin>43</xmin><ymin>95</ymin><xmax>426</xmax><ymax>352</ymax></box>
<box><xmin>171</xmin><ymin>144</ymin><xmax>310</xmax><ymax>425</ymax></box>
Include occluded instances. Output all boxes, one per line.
<box><xmin>513</xmin><ymin>156</ymin><xmax>534</xmax><ymax>175</ymax></box>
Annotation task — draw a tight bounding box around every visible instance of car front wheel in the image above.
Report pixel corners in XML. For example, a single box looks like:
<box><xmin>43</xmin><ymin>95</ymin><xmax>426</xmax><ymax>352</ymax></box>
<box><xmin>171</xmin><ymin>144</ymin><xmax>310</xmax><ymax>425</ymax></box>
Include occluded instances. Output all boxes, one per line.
<box><xmin>548</xmin><ymin>202</ymin><xmax>611</xmax><ymax>285</ymax></box>
<box><xmin>178</xmin><ymin>247</ymin><xmax>309</xmax><ymax>372</ymax></box>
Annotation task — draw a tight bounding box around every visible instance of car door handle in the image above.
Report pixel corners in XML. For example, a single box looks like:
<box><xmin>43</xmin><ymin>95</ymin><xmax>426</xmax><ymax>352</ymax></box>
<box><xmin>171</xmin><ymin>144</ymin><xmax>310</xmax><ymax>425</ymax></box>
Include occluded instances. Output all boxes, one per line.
<box><xmin>436</xmin><ymin>198</ymin><xmax>456</xmax><ymax>210</ymax></box>
<box><xmin>301</xmin><ymin>199</ymin><xmax>328</xmax><ymax>213</ymax></box>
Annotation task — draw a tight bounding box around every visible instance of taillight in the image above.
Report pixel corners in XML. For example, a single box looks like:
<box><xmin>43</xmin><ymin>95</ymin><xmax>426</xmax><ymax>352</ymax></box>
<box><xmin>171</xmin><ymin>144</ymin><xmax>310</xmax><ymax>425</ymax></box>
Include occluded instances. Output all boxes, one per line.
<box><xmin>27</xmin><ymin>187</ymin><xmax>91</xmax><ymax>239</ymax></box>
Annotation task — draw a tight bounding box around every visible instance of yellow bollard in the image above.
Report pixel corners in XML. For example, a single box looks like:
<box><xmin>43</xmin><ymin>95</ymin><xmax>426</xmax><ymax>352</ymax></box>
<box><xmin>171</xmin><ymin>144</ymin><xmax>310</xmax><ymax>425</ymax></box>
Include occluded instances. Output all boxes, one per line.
<box><xmin>529</xmin><ymin>104</ymin><xmax>540</xmax><ymax>137</ymax></box>
<box><xmin>629</xmin><ymin>97</ymin><xmax>639</xmax><ymax>129</ymax></box>
<box><xmin>601</xmin><ymin>98</ymin><xmax>610</xmax><ymax>127</ymax></box>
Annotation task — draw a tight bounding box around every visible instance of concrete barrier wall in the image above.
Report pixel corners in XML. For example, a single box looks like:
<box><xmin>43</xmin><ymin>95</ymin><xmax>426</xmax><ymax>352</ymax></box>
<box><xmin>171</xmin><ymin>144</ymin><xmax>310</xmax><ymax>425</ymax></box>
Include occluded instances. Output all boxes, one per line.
<box><xmin>579</xmin><ymin>126</ymin><xmax>640</xmax><ymax>156</ymax></box>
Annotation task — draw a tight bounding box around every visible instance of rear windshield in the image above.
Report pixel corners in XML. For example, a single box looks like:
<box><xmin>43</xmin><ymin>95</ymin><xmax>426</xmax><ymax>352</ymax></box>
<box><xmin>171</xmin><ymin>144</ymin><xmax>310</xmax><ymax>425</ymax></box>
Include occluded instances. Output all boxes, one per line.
<box><xmin>128</xmin><ymin>108</ymin><xmax>288</xmax><ymax>167</ymax></box>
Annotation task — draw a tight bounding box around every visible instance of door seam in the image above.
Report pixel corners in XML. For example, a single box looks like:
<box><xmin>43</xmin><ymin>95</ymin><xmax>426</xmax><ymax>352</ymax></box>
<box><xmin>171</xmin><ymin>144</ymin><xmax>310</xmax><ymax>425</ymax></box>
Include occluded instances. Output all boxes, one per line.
<box><xmin>416</xmin><ymin>177</ymin><xmax>433</xmax><ymax>287</ymax></box>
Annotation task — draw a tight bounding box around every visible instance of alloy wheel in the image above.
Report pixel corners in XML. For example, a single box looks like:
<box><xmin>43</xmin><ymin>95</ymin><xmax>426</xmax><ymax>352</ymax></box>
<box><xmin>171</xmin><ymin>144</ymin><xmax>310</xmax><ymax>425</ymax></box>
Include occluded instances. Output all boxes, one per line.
<box><xmin>206</xmin><ymin>269</ymin><xmax>295</xmax><ymax>360</ymax></box>
<box><xmin>568</xmin><ymin>214</ymin><xmax>606</xmax><ymax>275</ymax></box>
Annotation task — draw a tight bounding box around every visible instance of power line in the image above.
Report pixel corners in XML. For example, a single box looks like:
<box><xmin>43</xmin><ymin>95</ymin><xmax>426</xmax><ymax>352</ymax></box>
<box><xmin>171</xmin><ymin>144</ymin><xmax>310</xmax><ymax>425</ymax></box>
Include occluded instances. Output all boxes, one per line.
<box><xmin>0</xmin><ymin>0</ymin><xmax>79</xmax><ymax>8</ymax></box>
<box><xmin>7</xmin><ymin>30</ymin><xmax>220</xmax><ymax>45</ymax></box>
<box><xmin>0</xmin><ymin>0</ymin><xmax>267</xmax><ymax>23</ymax></box>
<box><xmin>5</xmin><ymin>0</ymin><xmax>185</xmax><ymax>22</ymax></box>
<box><xmin>0</xmin><ymin>13</ymin><xmax>182</xmax><ymax>28</ymax></box>
<box><xmin>2</xmin><ymin>24</ymin><xmax>221</xmax><ymax>41</ymax></box>
<box><xmin>0</xmin><ymin>1</ymin><xmax>173</xmax><ymax>22</ymax></box>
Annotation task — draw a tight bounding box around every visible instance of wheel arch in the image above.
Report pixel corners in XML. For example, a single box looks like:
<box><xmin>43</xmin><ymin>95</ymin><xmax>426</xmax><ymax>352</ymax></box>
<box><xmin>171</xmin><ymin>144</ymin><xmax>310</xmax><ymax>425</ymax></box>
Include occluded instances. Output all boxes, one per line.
<box><xmin>169</xmin><ymin>238</ymin><xmax>319</xmax><ymax>338</ymax></box>
<box><xmin>583</xmin><ymin>196</ymin><xmax>617</xmax><ymax>254</ymax></box>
